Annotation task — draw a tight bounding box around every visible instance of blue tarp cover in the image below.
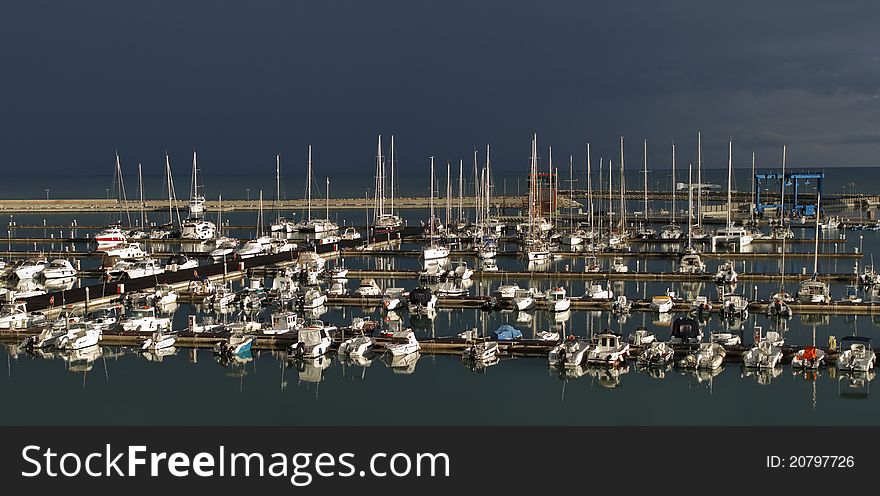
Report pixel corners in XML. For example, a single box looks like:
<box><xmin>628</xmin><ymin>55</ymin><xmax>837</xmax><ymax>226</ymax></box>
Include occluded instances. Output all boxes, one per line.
<box><xmin>491</xmin><ymin>325</ymin><xmax>523</xmax><ymax>341</ymax></box>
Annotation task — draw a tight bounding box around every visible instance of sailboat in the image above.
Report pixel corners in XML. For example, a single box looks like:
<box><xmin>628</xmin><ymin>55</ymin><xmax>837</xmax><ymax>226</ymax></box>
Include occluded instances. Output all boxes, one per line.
<box><xmin>561</xmin><ymin>155</ymin><xmax>587</xmax><ymax>246</ymax></box>
<box><xmin>635</xmin><ymin>139</ymin><xmax>656</xmax><ymax>239</ymax></box>
<box><xmin>95</xmin><ymin>152</ymin><xmax>131</xmax><ymax>246</ymax></box>
<box><xmin>690</xmin><ymin>132</ymin><xmax>710</xmax><ymax>240</ymax></box>
<box><xmin>679</xmin><ymin>162</ymin><xmax>706</xmax><ymax>273</ymax></box>
<box><xmin>294</xmin><ymin>145</ymin><xmax>338</xmax><ymax>233</ymax></box>
<box><xmin>269</xmin><ymin>154</ymin><xmax>296</xmax><ymax>232</ymax></box>
<box><xmin>372</xmin><ymin>135</ymin><xmax>404</xmax><ymax>233</ymax></box>
<box><xmin>797</xmin><ymin>191</ymin><xmax>831</xmax><ymax>303</ymax></box>
<box><xmin>181</xmin><ymin>150</ymin><xmax>217</xmax><ymax>240</ymax></box>
<box><xmin>769</xmin><ymin>146</ymin><xmax>794</xmax><ymax>315</ymax></box>
<box><xmin>237</xmin><ymin>190</ymin><xmax>273</xmax><ymax>258</ymax></box>
<box><xmin>149</xmin><ymin>152</ymin><xmax>183</xmax><ymax>240</ymax></box>
<box><xmin>712</xmin><ymin>141</ymin><xmax>753</xmax><ymax>248</ymax></box>
<box><xmin>660</xmin><ymin>143</ymin><xmax>683</xmax><ymax>240</ymax></box>
<box><xmin>423</xmin><ymin>157</ymin><xmax>450</xmax><ymax>261</ymax></box>
<box><xmin>524</xmin><ymin>134</ymin><xmax>551</xmax><ymax>261</ymax></box>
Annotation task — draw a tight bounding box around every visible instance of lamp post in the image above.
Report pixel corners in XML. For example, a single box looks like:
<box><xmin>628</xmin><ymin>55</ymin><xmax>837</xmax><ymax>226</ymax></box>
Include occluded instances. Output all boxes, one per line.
<box><xmin>45</xmin><ymin>189</ymin><xmax>49</xmax><ymax>201</ymax></box>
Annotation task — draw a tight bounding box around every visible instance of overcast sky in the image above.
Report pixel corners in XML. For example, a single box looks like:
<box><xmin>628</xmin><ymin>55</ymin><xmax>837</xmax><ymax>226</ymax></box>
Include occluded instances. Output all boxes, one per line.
<box><xmin>2</xmin><ymin>1</ymin><xmax>879</xmax><ymax>178</ymax></box>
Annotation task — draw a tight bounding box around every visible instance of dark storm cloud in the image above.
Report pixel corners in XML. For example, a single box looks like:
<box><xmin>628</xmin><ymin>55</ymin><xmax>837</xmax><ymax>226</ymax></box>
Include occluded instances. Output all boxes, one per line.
<box><xmin>1</xmin><ymin>0</ymin><xmax>879</xmax><ymax>185</ymax></box>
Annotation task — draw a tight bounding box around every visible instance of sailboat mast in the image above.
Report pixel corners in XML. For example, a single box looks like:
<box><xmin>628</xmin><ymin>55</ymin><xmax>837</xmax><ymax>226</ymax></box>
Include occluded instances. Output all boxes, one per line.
<box><xmin>671</xmin><ymin>144</ymin><xmax>676</xmax><ymax>225</ymax></box>
<box><xmin>374</xmin><ymin>135</ymin><xmax>382</xmax><ymax>225</ymax></box>
<box><xmin>750</xmin><ymin>152</ymin><xmax>756</xmax><ymax>224</ymax></box>
<box><xmin>548</xmin><ymin>146</ymin><xmax>554</xmax><ymax>229</ymax></box>
<box><xmin>429</xmin><ymin>157</ymin><xmax>435</xmax><ymax>239</ymax></box>
<box><xmin>726</xmin><ymin>140</ymin><xmax>733</xmax><ymax>229</ymax></box>
<box><xmin>137</xmin><ymin>162</ymin><xmax>145</xmax><ymax>228</ymax></box>
<box><xmin>258</xmin><ymin>190</ymin><xmax>264</xmax><ymax>237</ymax></box>
<box><xmin>780</xmin><ymin>145</ymin><xmax>787</xmax><ymax>292</ymax></box>
<box><xmin>275</xmin><ymin>154</ymin><xmax>281</xmax><ymax>224</ymax></box>
<box><xmin>586</xmin><ymin>144</ymin><xmax>593</xmax><ymax>239</ymax></box>
<box><xmin>458</xmin><ymin>159</ymin><xmax>463</xmax><ymax>225</ymax></box>
<box><xmin>485</xmin><ymin>143</ymin><xmax>491</xmax><ymax>220</ymax></box>
<box><xmin>643</xmin><ymin>139</ymin><xmax>648</xmax><ymax>221</ymax></box>
<box><xmin>445</xmin><ymin>160</ymin><xmax>451</xmax><ymax>231</ymax></box>
<box><xmin>389</xmin><ymin>135</ymin><xmax>395</xmax><ymax>217</ymax></box>
<box><xmin>569</xmin><ymin>154</ymin><xmax>574</xmax><ymax>229</ymax></box>
<box><xmin>687</xmin><ymin>162</ymin><xmax>693</xmax><ymax>247</ymax></box>
<box><xmin>619</xmin><ymin>137</ymin><xmax>626</xmax><ymax>233</ymax></box>
<box><xmin>307</xmin><ymin>145</ymin><xmax>313</xmax><ymax>222</ymax></box>
<box><xmin>814</xmin><ymin>192</ymin><xmax>821</xmax><ymax>276</ymax></box>
<box><xmin>326</xmin><ymin>177</ymin><xmax>330</xmax><ymax>221</ymax></box>
<box><xmin>697</xmin><ymin>132</ymin><xmax>703</xmax><ymax>228</ymax></box>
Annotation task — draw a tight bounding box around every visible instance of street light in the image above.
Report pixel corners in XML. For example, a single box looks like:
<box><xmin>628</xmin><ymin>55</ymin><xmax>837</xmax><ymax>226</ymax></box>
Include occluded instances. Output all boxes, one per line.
<box><xmin>45</xmin><ymin>189</ymin><xmax>49</xmax><ymax>201</ymax></box>
<box><xmin>246</xmin><ymin>188</ymin><xmax>250</xmax><ymax>201</ymax></box>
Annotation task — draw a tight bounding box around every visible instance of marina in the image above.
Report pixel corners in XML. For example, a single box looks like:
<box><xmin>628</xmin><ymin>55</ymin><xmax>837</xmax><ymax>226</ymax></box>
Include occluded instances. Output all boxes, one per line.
<box><xmin>1</xmin><ymin>142</ymin><xmax>880</xmax><ymax>426</ymax></box>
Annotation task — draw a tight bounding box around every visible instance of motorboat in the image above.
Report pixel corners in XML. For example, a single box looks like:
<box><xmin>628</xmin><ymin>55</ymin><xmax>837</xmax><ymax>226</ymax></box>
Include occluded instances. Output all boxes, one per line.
<box><xmin>711</xmin><ymin>225</ymin><xmax>753</xmax><ymax>248</ymax></box>
<box><xmin>493</xmin><ymin>283</ymin><xmax>522</xmax><ymax>299</ymax></box>
<box><xmin>338</xmin><ymin>333</ymin><xmax>374</xmax><ymax>356</ymax></box>
<box><xmin>164</xmin><ymin>253</ymin><xmax>199</xmax><ymax>272</ymax></box>
<box><xmin>39</xmin><ymin>259</ymin><xmax>76</xmax><ymax>279</ymax></box>
<box><xmin>423</xmin><ymin>244</ymin><xmax>450</xmax><ymax>261</ymax></box>
<box><xmin>385</xmin><ymin>329</ymin><xmax>420</xmax><ymax>356</ymax></box>
<box><xmin>690</xmin><ymin>295</ymin><xmax>713</xmax><ymax>314</ymax></box>
<box><xmin>56</xmin><ymin>324</ymin><xmax>101</xmax><ymax>350</ymax></box>
<box><xmin>536</xmin><ymin>330</ymin><xmax>561</xmax><ymax>341</ymax></box>
<box><xmin>353</xmin><ymin>278</ymin><xmax>382</xmax><ymax>297</ymax></box>
<box><xmin>94</xmin><ymin>226</ymin><xmax>127</xmax><ymax>245</ymax></box>
<box><xmin>650</xmin><ymin>295</ymin><xmax>674</xmax><ymax>313</ymax></box>
<box><xmin>677</xmin><ymin>342</ymin><xmax>726</xmax><ymax>369</ymax></box>
<box><xmin>836</xmin><ymin>336</ymin><xmax>876</xmax><ymax>372</ymax></box>
<box><xmin>263</xmin><ymin>312</ymin><xmax>302</xmax><ymax>335</ymax></box>
<box><xmin>141</xmin><ymin>331</ymin><xmax>176</xmax><ymax>351</ymax></box>
<box><xmin>714</xmin><ymin>261</ymin><xmax>738</xmax><ymax>285</ymax></box>
<box><xmin>408</xmin><ymin>286</ymin><xmax>437</xmax><ymax>313</ymax></box>
<box><xmin>481</xmin><ymin>258</ymin><xmax>499</xmax><ymax>272</ymax></box>
<box><xmin>237</xmin><ymin>236</ymin><xmax>273</xmax><ymax>259</ymax></box>
<box><xmin>678</xmin><ymin>252</ymin><xmax>706</xmax><ymax>274</ymax></box>
<box><xmin>22</xmin><ymin>326</ymin><xmax>68</xmax><ymax>349</ymax></box>
<box><xmin>418</xmin><ymin>261</ymin><xmax>446</xmax><ymax>282</ymax></box>
<box><xmin>797</xmin><ymin>276</ymin><xmax>831</xmax><ymax>304</ymax></box>
<box><xmin>587</xmin><ymin>332</ymin><xmax>630</xmax><ymax>366</ymax></box>
<box><xmin>436</xmin><ymin>281</ymin><xmax>468</xmax><ymax>297</ymax></box>
<box><xmin>561</xmin><ymin>228</ymin><xmax>587</xmax><ymax>246</ymax></box>
<box><xmin>721</xmin><ymin>293</ymin><xmax>749</xmax><ymax>318</ymax></box>
<box><xmin>584</xmin><ymin>281</ymin><xmax>613</xmax><ymax>300</ymax></box>
<box><xmin>121</xmin><ymin>306</ymin><xmax>171</xmax><ymax>333</ymax></box>
<box><xmin>610</xmin><ymin>257</ymin><xmax>628</xmax><ymax>273</ymax></box>
<box><xmin>214</xmin><ymin>333</ymin><xmax>255</xmax><ymax>357</ymax></box>
<box><xmin>549</xmin><ymin>335</ymin><xmax>591</xmax><ymax>368</ymax></box>
<box><xmin>669</xmin><ymin>316</ymin><xmax>703</xmax><ymax>344</ymax></box>
<box><xmin>0</xmin><ymin>302</ymin><xmax>29</xmax><ymax>330</ymax></box>
<box><xmin>300</xmin><ymin>288</ymin><xmax>327</xmax><ymax>309</ymax></box>
<box><xmin>289</xmin><ymin>325</ymin><xmax>333</xmax><ymax>358</ymax></box>
<box><xmin>382</xmin><ymin>287</ymin><xmax>405</xmax><ymax>311</ymax></box>
<box><xmin>545</xmin><ymin>287</ymin><xmax>571</xmax><ymax>312</ymax></box>
<box><xmin>838</xmin><ymin>285</ymin><xmax>863</xmax><ymax>304</ymax></box>
<box><xmin>627</xmin><ymin>327</ymin><xmax>655</xmax><ymax>346</ymax></box>
<box><xmin>152</xmin><ymin>284</ymin><xmax>178</xmax><ymax>306</ymax></box>
<box><xmin>791</xmin><ymin>345</ymin><xmax>826</xmax><ymax>369</ymax></box>
<box><xmin>124</xmin><ymin>258</ymin><xmax>165</xmax><ymax>279</ymax></box>
<box><xmin>13</xmin><ymin>258</ymin><xmax>48</xmax><ymax>280</ymax></box>
<box><xmin>611</xmin><ymin>295</ymin><xmax>632</xmax><ymax>314</ymax></box>
<box><xmin>477</xmin><ymin>238</ymin><xmax>498</xmax><ymax>259</ymax></box>
<box><xmin>512</xmin><ymin>288</ymin><xmax>537</xmax><ymax>311</ymax></box>
<box><xmin>99</xmin><ymin>242</ymin><xmax>146</xmax><ymax>259</ymax></box>
<box><xmin>327</xmin><ymin>264</ymin><xmax>349</xmax><ymax>279</ymax></box>
<box><xmin>341</xmin><ymin>227</ymin><xmax>362</xmax><ymax>241</ymax></box>
<box><xmin>181</xmin><ymin>218</ymin><xmax>216</xmax><ymax>240</ymax></box>
<box><xmin>637</xmin><ymin>342</ymin><xmax>676</xmax><ymax>367</ymax></box>
<box><xmin>710</xmin><ymin>331</ymin><xmax>741</xmax><ymax>347</ymax></box>
<box><xmin>743</xmin><ymin>337</ymin><xmax>783</xmax><ymax>369</ymax></box>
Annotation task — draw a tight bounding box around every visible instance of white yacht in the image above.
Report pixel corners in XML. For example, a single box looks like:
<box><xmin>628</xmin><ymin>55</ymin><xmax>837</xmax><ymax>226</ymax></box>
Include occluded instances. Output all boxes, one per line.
<box><xmin>353</xmin><ymin>278</ymin><xmax>382</xmax><ymax>296</ymax></box>
<box><xmin>797</xmin><ymin>276</ymin><xmax>831</xmax><ymax>304</ymax></box>
<box><xmin>125</xmin><ymin>258</ymin><xmax>165</xmax><ymax>279</ymax></box>
<box><xmin>610</xmin><ymin>256</ymin><xmax>628</xmax><ymax>273</ymax></box>
<box><xmin>181</xmin><ymin>218</ymin><xmax>216</xmax><ymax>240</ymax></box>
<box><xmin>545</xmin><ymin>287</ymin><xmax>571</xmax><ymax>312</ymax></box>
<box><xmin>677</xmin><ymin>342</ymin><xmax>726</xmax><ymax>369</ymax></box>
<box><xmin>141</xmin><ymin>331</ymin><xmax>176</xmax><ymax>351</ymax></box>
<box><xmin>584</xmin><ymin>281</ymin><xmax>613</xmax><ymax>300</ymax></box>
<box><xmin>122</xmin><ymin>306</ymin><xmax>171</xmax><ymax>333</ymax></box>
<box><xmin>289</xmin><ymin>325</ymin><xmax>333</xmax><ymax>358</ymax></box>
<box><xmin>40</xmin><ymin>259</ymin><xmax>77</xmax><ymax>279</ymax></box>
<box><xmin>339</xmin><ymin>333</ymin><xmax>374</xmax><ymax>356</ymax></box>
<box><xmin>637</xmin><ymin>342</ymin><xmax>675</xmax><ymax>367</ymax></box>
<box><xmin>385</xmin><ymin>329</ymin><xmax>420</xmax><ymax>357</ymax></box>
<box><xmin>743</xmin><ymin>338</ymin><xmax>783</xmax><ymax>369</ymax></box>
<box><xmin>678</xmin><ymin>252</ymin><xmax>706</xmax><ymax>274</ymax></box>
<box><xmin>0</xmin><ymin>302</ymin><xmax>29</xmax><ymax>330</ymax></box>
<box><xmin>56</xmin><ymin>324</ymin><xmax>101</xmax><ymax>351</ymax></box>
<box><xmin>14</xmin><ymin>258</ymin><xmax>48</xmax><ymax>280</ymax></box>
<box><xmin>714</xmin><ymin>261</ymin><xmax>738</xmax><ymax>285</ymax></box>
<box><xmin>650</xmin><ymin>295</ymin><xmax>674</xmax><ymax>313</ymax></box>
<box><xmin>100</xmin><ymin>242</ymin><xmax>146</xmax><ymax>259</ymax></box>
<box><xmin>836</xmin><ymin>336</ymin><xmax>876</xmax><ymax>372</ymax></box>
<box><xmin>94</xmin><ymin>226</ymin><xmax>127</xmax><ymax>246</ymax></box>
<box><xmin>549</xmin><ymin>336</ymin><xmax>591</xmax><ymax>368</ymax></box>
<box><xmin>237</xmin><ymin>236</ymin><xmax>273</xmax><ymax>259</ymax></box>
<box><xmin>382</xmin><ymin>287</ymin><xmax>405</xmax><ymax>310</ymax></box>
<box><xmin>586</xmin><ymin>333</ymin><xmax>630</xmax><ymax>366</ymax></box>
<box><xmin>512</xmin><ymin>288</ymin><xmax>537</xmax><ymax>311</ymax></box>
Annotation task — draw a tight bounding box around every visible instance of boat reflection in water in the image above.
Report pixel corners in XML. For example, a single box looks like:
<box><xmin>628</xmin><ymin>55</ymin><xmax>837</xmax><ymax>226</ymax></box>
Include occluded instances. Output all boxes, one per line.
<box><xmin>741</xmin><ymin>365</ymin><xmax>783</xmax><ymax>385</ymax></box>
<box><xmin>636</xmin><ymin>362</ymin><xmax>674</xmax><ymax>380</ymax></box>
<box><xmin>583</xmin><ymin>363</ymin><xmax>630</xmax><ymax>388</ymax></box>
<box><xmin>62</xmin><ymin>344</ymin><xmax>103</xmax><ymax>374</ymax></box>
<box><xmin>291</xmin><ymin>355</ymin><xmax>332</xmax><ymax>385</ymax></box>
<box><xmin>388</xmin><ymin>351</ymin><xmax>421</xmax><ymax>375</ymax></box>
<box><xmin>463</xmin><ymin>355</ymin><xmax>500</xmax><ymax>374</ymax></box>
<box><xmin>838</xmin><ymin>370</ymin><xmax>875</xmax><ymax>399</ymax></box>
<box><xmin>141</xmin><ymin>346</ymin><xmax>178</xmax><ymax>362</ymax></box>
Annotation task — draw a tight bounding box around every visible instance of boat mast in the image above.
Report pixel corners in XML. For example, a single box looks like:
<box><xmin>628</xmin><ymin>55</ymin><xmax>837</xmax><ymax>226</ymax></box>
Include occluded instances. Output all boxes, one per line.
<box><xmin>165</xmin><ymin>152</ymin><xmax>181</xmax><ymax>228</ymax></box>
<box><xmin>569</xmin><ymin>154</ymin><xmax>574</xmax><ymax>230</ymax></box>
<box><xmin>445</xmin><ymin>160</ymin><xmax>451</xmax><ymax>231</ymax></box>
<box><xmin>326</xmin><ymin>177</ymin><xmax>330</xmax><ymax>222</ymax></box>
<box><xmin>643</xmin><ymin>139</ymin><xmax>648</xmax><ymax>223</ymax></box>
<box><xmin>586</xmin><ymin>144</ymin><xmax>593</xmax><ymax>240</ymax></box>
<box><xmin>750</xmin><ymin>152</ymin><xmax>756</xmax><ymax>225</ymax></box>
<box><xmin>473</xmin><ymin>149</ymin><xmax>479</xmax><ymax>230</ymax></box>
<box><xmin>217</xmin><ymin>193</ymin><xmax>223</xmax><ymax>238</ymax></box>
<box><xmin>258</xmin><ymin>190</ymin><xmax>264</xmax><ymax>237</ymax></box>
<box><xmin>687</xmin><ymin>162</ymin><xmax>693</xmax><ymax>248</ymax></box>
<box><xmin>671</xmin><ymin>144</ymin><xmax>676</xmax><ymax>226</ymax></box>
<box><xmin>429</xmin><ymin>157</ymin><xmax>435</xmax><ymax>239</ymax></box>
<box><xmin>619</xmin><ymin>137</ymin><xmax>626</xmax><ymax>234</ymax></box>
<box><xmin>137</xmin><ymin>162</ymin><xmax>145</xmax><ymax>228</ymax></box>
<box><xmin>275</xmin><ymin>154</ymin><xmax>281</xmax><ymax>224</ymax></box>
<box><xmin>780</xmin><ymin>145</ymin><xmax>787</xmax><ymax>292</ymax></box>
<box><xmin>114</xmin><ymin>151</ymin><xmax>132</xmax><ymax>227</ymax></box>
<box><xmin>726</xmin><ymin>140</ymin><xmax>733</xmax><ymax>229</ymax></box>
<box><xmin>458</xmin><ymin>159</ymin><xmax>464</xmax><ymax>225</ymax></box>
<box><xmin>548</xmin><ymin>146</ymin><xmax>554</xmax><ymax>229</ymax></box>
<box><xmin>307</xmin><ymin>145</ymin><xmax>313</xmax><ymax>223</ymax></box>
<box><xmin>485</xmin><ymin>143</ymin><xmax>491</xmax><ymax>221</ymax></box>
<box><xmin>374</xmin><ymin>135</ymin><xmax>382</xmax><ymax>225</ymax></box>
<box><xmin>389</xmin><ymin>135</ymin><xmax>395</xmax><ymax>218</ymax></box>
<box><xmin>813</xmin><ymin>191</ymin><xmax>821</xmax><ymax>277</ymax></box>
<box><xmin>697</xmin><ymin>132</ymin><xmax>703</xmax><ymax>229</ymax></box>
